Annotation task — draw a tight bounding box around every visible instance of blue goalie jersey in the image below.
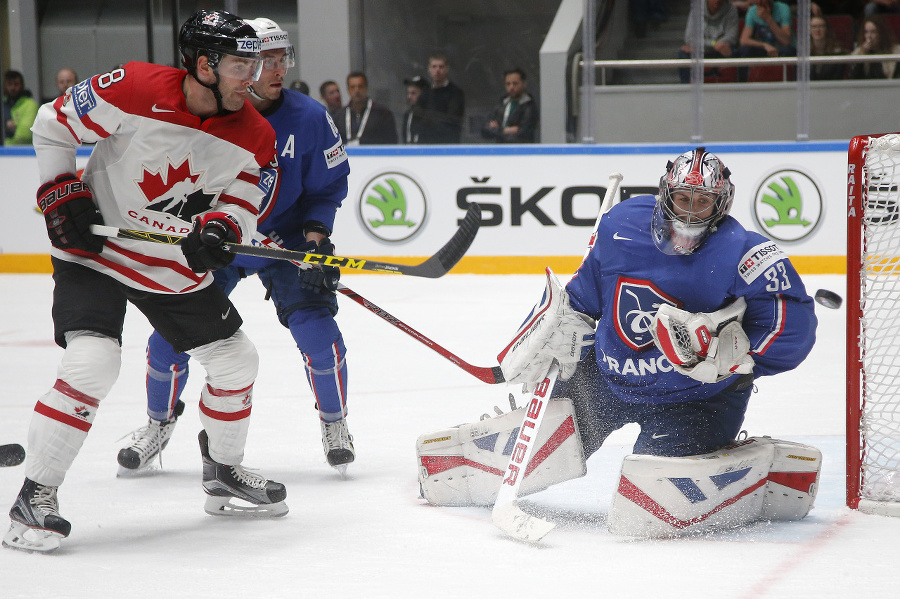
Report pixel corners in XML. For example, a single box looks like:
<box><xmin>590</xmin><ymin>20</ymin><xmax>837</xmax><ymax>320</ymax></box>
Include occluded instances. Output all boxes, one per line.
<box><xmin>566</xmin><ymin>195</ymin><xmax>817</xmax><ymax>405</ymax></box>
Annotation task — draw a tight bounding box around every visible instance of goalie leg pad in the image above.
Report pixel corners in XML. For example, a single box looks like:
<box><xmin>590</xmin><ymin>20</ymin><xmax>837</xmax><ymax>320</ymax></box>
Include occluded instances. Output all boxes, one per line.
<box><xmin>417</xmin><ymin>398</ymin><xmax>586</xmax><ymax>506</ymax></box>
<box><xmin>608</xmin><ymin>436</ymin><xmax>822</xmax><ymax>538</ymax></box>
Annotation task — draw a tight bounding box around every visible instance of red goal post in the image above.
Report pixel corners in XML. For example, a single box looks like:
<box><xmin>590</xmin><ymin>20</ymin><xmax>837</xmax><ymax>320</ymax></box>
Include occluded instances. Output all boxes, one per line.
<box><xmin>847</xmin><ymin>133</ymin><xmax>900</xmax><ymax>516</ymax></box>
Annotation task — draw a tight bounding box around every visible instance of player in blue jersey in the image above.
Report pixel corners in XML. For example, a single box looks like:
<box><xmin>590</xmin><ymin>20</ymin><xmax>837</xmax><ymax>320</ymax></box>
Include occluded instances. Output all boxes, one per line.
<box><xmin>501</xmin><ymin>147</ymin><xmax>817</xmax><ymax>459</ymax></box>
<box><xmin>418</xmin><ymin>149</ymin><xmax>821</xmax><ymax>534</ymax></box>
<box><xmin>116</xmin><ymin>18</ymin><xmax>356</xmax><ymax>475</ymax></box>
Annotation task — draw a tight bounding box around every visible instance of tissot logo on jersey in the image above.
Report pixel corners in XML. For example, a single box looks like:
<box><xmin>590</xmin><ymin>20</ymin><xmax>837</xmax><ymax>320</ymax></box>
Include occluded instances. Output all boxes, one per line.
<box><xmin>324</xmin><ymin>140</ymin><xmax>348</xmax><ymax>169</ymax></box>
<box><xmin>738</xmin><ymin>241</ymin><xmax>787</xmax><ymax>283</ymax></box>
<box><xmin>614</xmin><ymin>278</ymin><xmax>679</xmax><ymax>350</ymax></box>
<box><xmin>131</xmin><ymin>156</ymin><xmax>215</xmax><ymax>230</ymax></box>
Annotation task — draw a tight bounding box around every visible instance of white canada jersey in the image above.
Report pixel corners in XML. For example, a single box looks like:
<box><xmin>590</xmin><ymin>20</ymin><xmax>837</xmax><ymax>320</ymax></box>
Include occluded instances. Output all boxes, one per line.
<box><xmin>31</xmin><ymin>61</ymin><xmax>278</xmax><ymax>294</ymax></box>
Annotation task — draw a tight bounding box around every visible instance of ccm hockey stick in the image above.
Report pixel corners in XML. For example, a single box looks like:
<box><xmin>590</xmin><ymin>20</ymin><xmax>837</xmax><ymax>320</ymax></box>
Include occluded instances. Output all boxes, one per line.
<box><xmin>92</xmin><ymin>210</ymin><xmax>504</xmax><ymax>383</ymax></box>
<box><xmin>90</xmin><ymin>202</ymin><xmax>481</xmax><ymax>279</ymax></box>
<box><xmin>491</xmin><ymin>172</ymin><xmax>623</xmax><ymax>543</ymax></box>
<box><xmin>0</xmin><ymin>443</ymin><xmax>25</xmax><ymax>467</ymax></box>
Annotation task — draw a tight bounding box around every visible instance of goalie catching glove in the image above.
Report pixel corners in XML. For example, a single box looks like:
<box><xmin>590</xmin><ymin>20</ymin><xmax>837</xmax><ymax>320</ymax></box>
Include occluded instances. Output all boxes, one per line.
<box><xmin>36</xmin><ymin>173</ymin><xmax>105</xmax><ymax>253</ymax></box>
<box><xmin>650</xmin><ymin>297</ymin><xmax>754</xmax><ymax>384</ymax></box>
<box><xmin>497</xmin><ymin>268</ymin><xmax>595</xmax><ymax>391</ymax></box>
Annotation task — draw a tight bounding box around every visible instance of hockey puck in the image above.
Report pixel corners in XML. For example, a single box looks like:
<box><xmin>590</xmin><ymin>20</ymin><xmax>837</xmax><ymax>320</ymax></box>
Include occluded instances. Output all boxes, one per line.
<box><xmin>814</xmin><ymin>289</ymin><xmax>843</xmax><ymax>309</ymax></box>
<box><xmin>0</xmin><ymin>443</ymin><xmax>25</xmax><ymax>467</ymax></box>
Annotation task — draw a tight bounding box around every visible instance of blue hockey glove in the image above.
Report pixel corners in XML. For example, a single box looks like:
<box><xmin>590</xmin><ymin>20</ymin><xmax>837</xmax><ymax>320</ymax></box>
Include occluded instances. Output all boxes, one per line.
<box><xmin>297</xmin><ymin>238</ymin><xmax>340</xmax><ymax>295</ymax></box>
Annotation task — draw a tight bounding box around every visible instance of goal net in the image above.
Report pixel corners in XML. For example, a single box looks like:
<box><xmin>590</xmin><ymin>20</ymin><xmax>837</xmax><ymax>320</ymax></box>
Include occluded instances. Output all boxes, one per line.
<box><xmin>847</xmin><ymin>133</ymin><xmax>900</xmax><ymax>516</ymax></box>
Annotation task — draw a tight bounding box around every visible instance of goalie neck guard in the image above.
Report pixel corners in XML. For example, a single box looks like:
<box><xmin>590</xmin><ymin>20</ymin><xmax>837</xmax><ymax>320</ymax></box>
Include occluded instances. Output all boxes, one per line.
<box><xmin>653</xmin><ymin>147</ymin><xmax>735</xmax><ymax>256</ymax></box>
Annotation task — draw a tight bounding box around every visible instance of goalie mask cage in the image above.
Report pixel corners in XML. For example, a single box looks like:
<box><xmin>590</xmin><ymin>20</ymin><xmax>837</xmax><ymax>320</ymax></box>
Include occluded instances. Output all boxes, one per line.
<box><xmin>847</xmin><ymin>132</ymin><xmax>900</xmax><ymax>516</ymax></box>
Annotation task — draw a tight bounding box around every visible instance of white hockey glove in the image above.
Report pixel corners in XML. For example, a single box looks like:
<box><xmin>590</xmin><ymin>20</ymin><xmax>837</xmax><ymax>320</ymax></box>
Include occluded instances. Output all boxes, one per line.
<box><xmin>497</xmin><ymin>268</ymin><xmax>596</xmax><ymax>391</ymax></box>
<box><xmin>651</xmin><ymin>297</ymin><xmax>755</xmax><ymax>384</ymax></box>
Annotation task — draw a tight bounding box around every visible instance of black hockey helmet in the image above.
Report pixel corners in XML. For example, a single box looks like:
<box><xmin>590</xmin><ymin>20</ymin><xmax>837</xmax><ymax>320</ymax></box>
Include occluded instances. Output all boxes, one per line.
<box><xmin>179</xmin><ymin>10</ymin><xmax>261</xmax><ymax>76</ymax></box>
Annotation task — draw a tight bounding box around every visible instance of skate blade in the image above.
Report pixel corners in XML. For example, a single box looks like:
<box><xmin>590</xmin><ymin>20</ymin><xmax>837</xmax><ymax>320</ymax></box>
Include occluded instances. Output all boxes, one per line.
<box><xmin>116</xmin><ymin>463</ymin><xmax>165</xmax><ymax>478</ymax></box>
<box><xmin>2</xmin><ymin>522</ymin><xmax>64</xmax><ymax>553</ymax></box>
<box><xmin>203</xmin><ymin>496</ymin><xmax>289</xmax><ymax>518</ymax></box>
<box><xmin>333</xmin><ymin>464</ymin><xmax>350</xmax><ymax>479</ymax></box>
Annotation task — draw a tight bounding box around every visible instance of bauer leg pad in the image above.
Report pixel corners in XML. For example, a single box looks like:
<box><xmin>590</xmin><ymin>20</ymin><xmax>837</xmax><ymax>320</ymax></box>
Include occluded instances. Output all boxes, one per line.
<box><xmin>607</xmin><ymin>436</ymin><xmax>822</xmax><ymax>538</ymax></box>
<box><xmin>416</xmin><ymin>398</ymin><xmax>586</xmax><ymax>506</ymax></box>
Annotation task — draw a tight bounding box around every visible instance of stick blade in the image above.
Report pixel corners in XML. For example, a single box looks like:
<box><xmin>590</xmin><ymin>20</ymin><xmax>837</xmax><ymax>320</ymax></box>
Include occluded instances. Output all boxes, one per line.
<box><xmin>492</xmin><ymin>501</ymin><xmax>556</xmax><ymax>543</ymax></box>
<box><xmin>410</xmin><ymin>202</ymin><xmax>481</xmax><ymax>278</ymax></box>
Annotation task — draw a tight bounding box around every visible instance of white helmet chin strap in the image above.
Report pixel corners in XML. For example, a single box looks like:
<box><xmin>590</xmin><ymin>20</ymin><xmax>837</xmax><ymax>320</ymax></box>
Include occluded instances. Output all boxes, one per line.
<box><xmin>247</xmin><ymin>85</ymin><xmax>265</xmax><ymax>101</ymax></box>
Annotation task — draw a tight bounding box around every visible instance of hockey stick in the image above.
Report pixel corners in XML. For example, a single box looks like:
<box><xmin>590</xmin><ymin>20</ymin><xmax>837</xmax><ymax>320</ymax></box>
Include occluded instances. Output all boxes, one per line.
<box><xmin>90</xmin><ymin>202</ymin><xmax>481</xmax><ymax>279</ymax></box>
<box><xmin>336</xmin><ymin>285</ymin><xmax>505</xmax><ymax>384</ymax></box>
<box><xmin>0</xmin><ymin>443</ymin><xmax>25</xmax><ymax>467</ymax></box>
<box><xmin>91</xmin><ymin>209</ymin><xmax>503</xmax><ymax>383</ymax></box>
<box><xmin>491</xmin><ymin>172</ymin><xmax>623</xmax><ymax>543</ymax></box>
<box><xmin>242</xmin><ymin>232</ymin><xmax>504</xmax><ymax>384</ymax></box>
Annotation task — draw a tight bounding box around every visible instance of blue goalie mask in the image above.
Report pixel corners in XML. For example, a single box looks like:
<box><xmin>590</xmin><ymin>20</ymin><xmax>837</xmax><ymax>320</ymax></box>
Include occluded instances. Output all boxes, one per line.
<box><xmin>652</xmin><ymin>147</ymin><xmax>735</xmax><ymax>255</ymax></box>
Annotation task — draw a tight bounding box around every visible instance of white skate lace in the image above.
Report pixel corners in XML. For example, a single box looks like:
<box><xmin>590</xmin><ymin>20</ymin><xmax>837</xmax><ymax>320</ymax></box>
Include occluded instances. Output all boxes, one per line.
<box><xmin>31</xmin><ymin>484</ymin><xmax>61</xmax><ymax>517</ymax></box>
<box><xmin>322</xmin><ymin>420</ymin><xmax>352</xmax><ymax>450</ymax></box>
<box><xmin>119</xmin><ymin>420</ymin><xmax>171</xmax><ymax>457</ymax></box>
<box><xmin>228</xmin><ymin>465</ymin><xmax>268</xmax><ymax>490</ymax></box>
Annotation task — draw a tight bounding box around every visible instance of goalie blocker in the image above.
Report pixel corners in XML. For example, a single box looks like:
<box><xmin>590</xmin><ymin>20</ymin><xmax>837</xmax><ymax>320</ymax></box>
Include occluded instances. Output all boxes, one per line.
<box><xmin>417</xmin><ymin>406</ymin><xmax>821</xmax><ymax>536</ymax></box>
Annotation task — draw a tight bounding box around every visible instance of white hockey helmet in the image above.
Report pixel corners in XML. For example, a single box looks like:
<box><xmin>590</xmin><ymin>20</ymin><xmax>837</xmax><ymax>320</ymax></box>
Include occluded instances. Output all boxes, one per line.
<box><xmin>652</xmin><ymin>147</ymin><xmax>735</xmax><ymax>255</ymax></box>
<box><xmin>244</xmin><ymin>17</ymin><xmax>296</xmax><ymax>69</ymax></box>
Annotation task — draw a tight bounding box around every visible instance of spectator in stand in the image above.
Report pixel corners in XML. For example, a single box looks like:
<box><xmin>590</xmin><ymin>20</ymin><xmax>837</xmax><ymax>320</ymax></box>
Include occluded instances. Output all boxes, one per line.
<box><xmin>736</xmin><ymin>0</ymin><xmax>796</xmax><ymax>82</ymax></box>
<box><xmin>2</xmin><ymin>70</ymin><xmax>39</xmax><ymax>146</ymax></box>
<box><xmin>319</xmin><ymin>80</ymin><xmax>342</xmax><ymax>118</ymax></box>
<box><xmin>402</xmin><ymin>75</ymin><xmax>427</xmax><ymax>144</ymax></box>
<box><xmin>849</xmin><ymin>15</ymin><xmax>900</xmax><ymax>78</ymax></box>
<box><xmin>810</xmin><ymin>15</ymin><xmax>849</xmax><ymax>80</ymax></box>
<box><xmin>335</xmin><ymin>71</ymin><xmax>397</xmax><ymax>145</ymax></box>
<box><xmin>481</xmin><ymin>68</ymin><xmax>538</xmax><ymax>143</ymax></box>
<box><xmin>289</xmin><ymin>80</ymin><xmax>310</xmax><ymax>95</ymax></box>
<box><xmin>415</xmin><ymin>52</ymin><xmax>465</xmax><ymax>144</ymax></box>
<box><xmin>677</xmin><ymin>0</ymin><xmax>740</xmax><ymax>84</ymax></box>
<box><xmin>41</xmin><ymin>67</ymin><xmax>79</xmax><ymax>103</ymax></box>
<box><xmin>864</xmin><ymin>0</ymin><xmax>900</xmax><ymax>17</ymax></box>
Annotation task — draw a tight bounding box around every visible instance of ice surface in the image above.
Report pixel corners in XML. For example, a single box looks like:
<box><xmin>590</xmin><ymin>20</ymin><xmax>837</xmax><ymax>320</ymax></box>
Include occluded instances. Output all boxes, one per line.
<box><xmin>1</xmin><ymin>272</ymin><xmax>898</xmax><ymax>598</ymax></box>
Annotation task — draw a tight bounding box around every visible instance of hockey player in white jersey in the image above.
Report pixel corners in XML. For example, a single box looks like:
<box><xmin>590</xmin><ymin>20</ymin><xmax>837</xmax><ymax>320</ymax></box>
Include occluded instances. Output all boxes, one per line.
<box><xmin>4</xmin><ymin>10</ymin><xmax>288</xmax><ymax>554</ymax></box>
<box><xmin>116</xmin><ymin>18</ymin><xmax>355</xmax><ymax>476</ymax></box>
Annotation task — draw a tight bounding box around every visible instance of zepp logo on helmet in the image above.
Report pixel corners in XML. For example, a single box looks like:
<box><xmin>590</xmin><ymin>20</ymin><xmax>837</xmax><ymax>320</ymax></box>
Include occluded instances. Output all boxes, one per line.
<box><xmin>236</xmin><ymin>38</ymin><xmax>261</xmax><ymax>52</ymax></box>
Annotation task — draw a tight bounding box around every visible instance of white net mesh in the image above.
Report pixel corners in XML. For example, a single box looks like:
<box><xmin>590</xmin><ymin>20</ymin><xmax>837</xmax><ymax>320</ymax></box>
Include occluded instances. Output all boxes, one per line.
<box><xmin>859</xmin><ymin>134</ymin><xmax>900</xmax><ymax>502</ymax></box>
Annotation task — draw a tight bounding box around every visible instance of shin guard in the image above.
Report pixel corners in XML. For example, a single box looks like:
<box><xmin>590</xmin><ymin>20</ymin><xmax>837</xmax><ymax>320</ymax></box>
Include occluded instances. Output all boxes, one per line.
<box><xmin>188</xmin><ymin>330</ymin><xmax>258</xmax><ymax>465</ymax></box>
<box><xmin>27</xmin><ymin>332</ymin><xmax>121</xmax><ymax>485</ymax></box>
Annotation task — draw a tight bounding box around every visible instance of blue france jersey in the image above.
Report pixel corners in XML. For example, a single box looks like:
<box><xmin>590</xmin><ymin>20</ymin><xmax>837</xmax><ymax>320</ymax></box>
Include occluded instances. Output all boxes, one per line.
<box><xmin>232</xmin><ymin>89</ymin><xmax>350</xmax><ymax>268</ymax></box>
<box><xmin>566</xmin><ymin>195</ymin><xmax>817</xmax><ymax>405</ymax></box>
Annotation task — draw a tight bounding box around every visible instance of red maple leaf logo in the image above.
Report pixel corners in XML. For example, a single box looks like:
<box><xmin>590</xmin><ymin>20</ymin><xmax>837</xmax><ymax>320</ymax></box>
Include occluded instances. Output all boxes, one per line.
<box><xmin>137</xmin><ymin>157</ymin><xmax>200</xmax><ymax>202</ymax></box>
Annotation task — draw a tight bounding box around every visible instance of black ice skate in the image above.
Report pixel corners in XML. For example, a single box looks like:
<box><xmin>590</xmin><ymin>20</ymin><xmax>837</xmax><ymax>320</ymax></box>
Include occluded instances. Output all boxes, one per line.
<box><xmin>198</xmin><ymin>430</ymin><xmax>288</xmax><ymax>518</ymax></box>
<box><xmin>320</xmin><ymin>419</ymin><xmax>355</xmax><ymax>476</ymax></box>
<box><xmin>3</xmin><ymin>478</ymin><xmax>71</xmax><ymax>553</ymax></box>
<box><xmin>117</xmin><ymin>400</ymin><xmax>185</xmax><ymax>476</ymax></box>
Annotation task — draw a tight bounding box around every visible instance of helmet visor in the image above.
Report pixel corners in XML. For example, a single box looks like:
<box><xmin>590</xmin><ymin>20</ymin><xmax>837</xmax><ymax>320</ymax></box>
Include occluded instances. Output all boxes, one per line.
<box><xmin>217</xmin><ymin>54</ymin><xmax>264</xmax><ymax>81</ymax></box>
<box><xmin>261</xmin><ymin>47</ymin><xmax>296</xmax><ymax>71</ymax></box>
